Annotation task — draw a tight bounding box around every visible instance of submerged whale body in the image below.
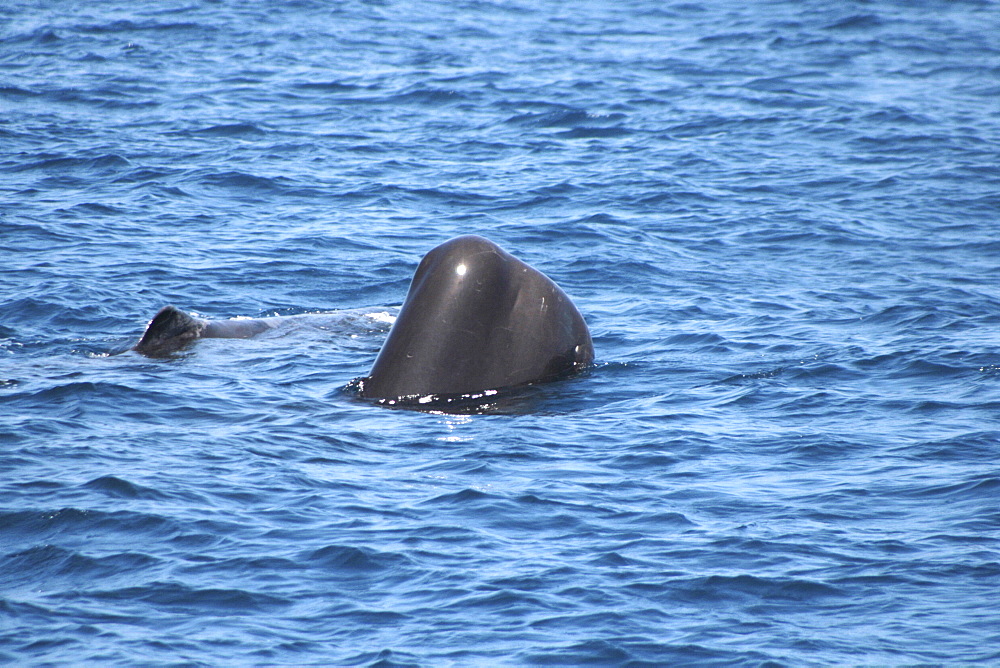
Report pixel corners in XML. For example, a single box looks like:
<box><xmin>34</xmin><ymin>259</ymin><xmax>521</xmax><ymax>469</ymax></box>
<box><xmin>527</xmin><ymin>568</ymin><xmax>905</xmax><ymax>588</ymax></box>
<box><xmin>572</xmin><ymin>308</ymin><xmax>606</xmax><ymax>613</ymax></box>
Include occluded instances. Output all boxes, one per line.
<box><xmin>357</xmin><ymin>235</ymin><xmax>593</xmax><ymax>400</ymax></box>
<box><xmin>134</xmin><ymin>235</ymin><xmax>594</xmax><ymax>401</ymax></box>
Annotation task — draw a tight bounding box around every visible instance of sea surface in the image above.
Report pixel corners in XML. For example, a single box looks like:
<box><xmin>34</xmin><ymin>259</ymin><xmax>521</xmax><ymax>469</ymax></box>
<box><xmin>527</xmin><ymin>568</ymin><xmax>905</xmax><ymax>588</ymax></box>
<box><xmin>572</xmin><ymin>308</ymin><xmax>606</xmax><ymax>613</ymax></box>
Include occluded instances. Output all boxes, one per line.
<box><xmin>2</xmin><ymin>0</ymin><xmax>999</xmax><ymax>665</ymax></box>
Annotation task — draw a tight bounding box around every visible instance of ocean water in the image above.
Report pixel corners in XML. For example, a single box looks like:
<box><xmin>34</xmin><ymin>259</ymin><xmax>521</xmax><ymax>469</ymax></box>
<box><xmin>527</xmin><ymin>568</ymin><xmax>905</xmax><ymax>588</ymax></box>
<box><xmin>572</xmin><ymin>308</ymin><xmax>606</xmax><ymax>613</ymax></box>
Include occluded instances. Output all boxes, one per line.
<box><xmin>2</xmin><ymin>0</ymin><xmax>999</xmax><ymax>664</ymax></box>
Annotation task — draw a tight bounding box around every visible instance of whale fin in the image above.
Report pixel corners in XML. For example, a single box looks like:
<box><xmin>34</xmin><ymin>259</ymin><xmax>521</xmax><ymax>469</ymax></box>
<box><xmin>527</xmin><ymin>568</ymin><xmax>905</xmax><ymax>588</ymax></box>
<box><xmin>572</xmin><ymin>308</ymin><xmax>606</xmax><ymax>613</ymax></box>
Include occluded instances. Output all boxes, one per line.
<box><xmin>134</xmin><ymin>305</ymin><xmax>206</xmax><ymax>357</ymax></box>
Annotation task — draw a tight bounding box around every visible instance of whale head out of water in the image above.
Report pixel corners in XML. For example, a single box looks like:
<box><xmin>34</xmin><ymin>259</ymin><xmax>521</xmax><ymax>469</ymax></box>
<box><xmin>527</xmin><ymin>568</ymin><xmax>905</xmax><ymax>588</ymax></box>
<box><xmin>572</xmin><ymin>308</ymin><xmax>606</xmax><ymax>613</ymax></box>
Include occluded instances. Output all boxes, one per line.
<box><xmin>357</xmin><ymin>235</ymin><xmax>593</xmax><ymax>403</ymax></box>
<box><xmin>134</xmin><ymin>235</ymin><xmax>594</xmax><ymax>405</ymax></box>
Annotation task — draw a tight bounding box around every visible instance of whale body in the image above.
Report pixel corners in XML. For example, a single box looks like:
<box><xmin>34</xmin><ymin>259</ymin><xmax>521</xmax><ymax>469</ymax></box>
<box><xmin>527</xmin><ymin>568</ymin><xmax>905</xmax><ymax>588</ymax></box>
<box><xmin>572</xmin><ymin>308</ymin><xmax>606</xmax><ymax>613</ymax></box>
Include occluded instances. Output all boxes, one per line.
<box><xmin>134</xmin><ymin>235</ymin><xmax>594</xmax><ymax>401</ymax></box>
<box><xmin>357</xmin><ymin>235</ymin><xmax>593</xmax><ymax>400</ymax></box>
<box><xmin>134</xmin><ymin>305</ymin><xmax>398</xmax><ymax>354</ymax></box>
<box><xmin>133</xmin><ymin>307</ymin><xmax>269</xmax><ymax>356</ymax></box>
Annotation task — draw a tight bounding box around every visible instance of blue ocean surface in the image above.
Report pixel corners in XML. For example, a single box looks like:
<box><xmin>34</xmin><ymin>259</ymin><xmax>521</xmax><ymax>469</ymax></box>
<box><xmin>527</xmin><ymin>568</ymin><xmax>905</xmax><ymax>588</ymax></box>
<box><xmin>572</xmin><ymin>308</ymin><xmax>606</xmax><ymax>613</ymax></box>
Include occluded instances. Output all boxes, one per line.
<box><xmin>2</xmin><ymin>0</ymin><xmax>999</xmax><ymax>664</ymax></box>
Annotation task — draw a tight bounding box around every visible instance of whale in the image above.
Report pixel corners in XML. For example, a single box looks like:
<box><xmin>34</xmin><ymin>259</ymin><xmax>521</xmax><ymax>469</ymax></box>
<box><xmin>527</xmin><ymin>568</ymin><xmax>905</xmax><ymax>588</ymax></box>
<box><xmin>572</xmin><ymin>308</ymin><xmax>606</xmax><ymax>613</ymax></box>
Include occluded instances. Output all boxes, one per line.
<box><xmin>356</xmin><ymin>235</ymin><xmax>593</xmax><ymax>400</ymax></box>
<box><xmin>133</xmin><ymin>306</ymin><xmax>275</xmax><ymax>356</ymax></box>
<box><xmin>133</xmin><ymin>307</ymin><xmax>395</xmax><ymax>357</ymax></box>
<box><xmin>134</xmin><ymin>235</ymin><xmax>593</xmax><ymax>401</ymax></box>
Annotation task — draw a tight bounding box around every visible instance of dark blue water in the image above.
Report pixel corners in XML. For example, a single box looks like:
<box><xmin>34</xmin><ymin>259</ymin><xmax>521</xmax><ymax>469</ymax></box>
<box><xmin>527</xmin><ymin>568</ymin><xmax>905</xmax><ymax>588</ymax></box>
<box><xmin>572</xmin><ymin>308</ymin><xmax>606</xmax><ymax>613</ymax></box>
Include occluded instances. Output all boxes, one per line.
<box><xmin>3</xmin><ymin>0</ymin><xmax>999</xmax><ymax>664</ymax></box>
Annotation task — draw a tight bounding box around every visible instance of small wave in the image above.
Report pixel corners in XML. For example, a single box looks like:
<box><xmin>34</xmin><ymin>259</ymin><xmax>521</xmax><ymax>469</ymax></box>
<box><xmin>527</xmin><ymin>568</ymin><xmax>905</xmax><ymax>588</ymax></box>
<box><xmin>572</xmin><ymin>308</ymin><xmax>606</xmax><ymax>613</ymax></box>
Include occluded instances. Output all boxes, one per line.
<box><xmin>0</xmin><ymin>85</ymin><xmax>40</xmax><ymax>99</ymax></box>
<box><xmin>13</xmin><ymin>154</ymin><xmax>131</xmax><ymax>175</ymax></box>
<box><xmin>612</xmin><ymin>510</ymin><xmax>695</xmax><ymax>529</ymax></box>
<box><xmin>0</xmin><ymin>221</ymin><xmax>77</xmax><ymax>248</ymax></box>
<box><xmin>663</xmin><ymin>332</ymin><xmax>733</xmax><ymax>355</ymax></box>
<box><xmin>447</xmin><ymin>588</ymin><xmax>549</xmax><ymax>613</ymax></box>
<box><xmin>43</xmin><ymin>87</ymin><xmax>158</xmax><ymax>109</ymax></box>
<box><xmin>423</xmin><ymin>488</ymin><xmax>495</xmax><ymax>505</ymax></box>
<box><xmin>0</xmin><ymin>508</ymin><xmax>178</xmax><ymax>543</ymax></box>
<box><xmin>824</xmin><ymin>14</ymin><xmax>883</xmax><ymax>31</ymax></box>
<box><xmin>888</xmin><ymin>358</ymin><xmax>970</xmax><ymax>379</ymax></box>
<box><xmin>0</xmin><ymin>544</ymin><xmax>160</xmax><ymax>587</ymax></box>
<box><xmin>385</xmin><ymin>87</ymin><xmax>468</xmax><ymax>106</ymax></box>
<box><xmin>908</xmin><ymin>399</ymin><xmax>999</xmax><ymax>414</ymax></box>
<box><xmin>7</xmin><ymin>381</ymin><xmax>142</xmax><ymax>406</ymax></box>
<box><xmin>555</xmin><ymin>125</ymin><xmax>633</xmax><ymax>139</ymax></box>
<box><xmin>677</xmin><ymin>573</ymin><xmax>842</xmax><ymax>603</ymax></box>
<box><xmin>786</xmin><ymin>362</ymin><xmax>864</xmax><ymax>382</ymax></box>
<box><xmin>0</xmin><ymin>297</ymin><xmax>86</xmax><ymax>329</ymax></box>
<box><xmin>0</xmin><ymin>544</ymin><xmax>77</xmax><ymax>582</ymax></box>
<box><xmin>82</xmin><ymin>475</ymin><xmax>168</xmax><ymax>501</ymax></box>
<box><xmin>0</xmin><ymin>507</ymin><xmax>90</xmax><ymax>534</ymax></box>
<box><xmin>901</xmin><ymin>431</ymin><xmax>1000</xmax><ymax>461</ymax></box>
<box><xmin>903</xmin><ymin>476</ymin><xmax>1000</xmax><ymax>501</ymax></box>
<box><xmin>81</xmin><ymin>581</ymin><xmax>291</xmax><ymax>613</ymax></box>
<box><xmin>700</xmin><ymin>31</ymin><xmax>764</xmax><ymax>45</ymax></box>
<box><xmin>303</xmin><ymin>544</ymin><xmax>411</xmax><ymax>574</ymax></box>
<box><xmin>76</xmin><ymin>19</ymin><xmax>205</xmax><ymax>34</ymax></box>
<box><xmin>589</xmin><ymin>551</ymin><xmax>640</xmax><ymax>567</ymax></box>
<box><xmin>3</xmin><ymin>28</ymin><xmax>61</xmax><ymax>45</ymax></box>
<box><xmin>193</xmin><ymin>170</ymin><xmax>284</xmax><ymax>192</ymax></box>
<box><xmin>505</xmin><ymin>107</ymin><xmax>591</xmax><ymax>127</ymax></box>
<box><xmin>862</xmin><ymin>107</ymin><xmax>933</xmax><ymax>125</ymax></box>
<box><xmin>609</xmin><ymin>452</ymin><xmax>683</xmax><ymax>469</ymax></box>
<box><xmin>110</xmin><ymin>166</ymin><xmax>175</xmax><ymax>183</ymax></box>
<box><xmin>292</xmin><ymin>81</ymin><xmax>364</xmax><ymax>92</ymax></box>
<box><xmin>61</xmin><ymin>202</ymin><xmax>127</xmax><ymax>216</ymax></box>
<box><xmin>525</xmin><ymin>638</ymin><xmax>662</xmax><ymax>665</ymax></box>
<box><xmin>192</xmin><ymin>123</ymin><xmax>267</xmax><ymax>137</ymax></box>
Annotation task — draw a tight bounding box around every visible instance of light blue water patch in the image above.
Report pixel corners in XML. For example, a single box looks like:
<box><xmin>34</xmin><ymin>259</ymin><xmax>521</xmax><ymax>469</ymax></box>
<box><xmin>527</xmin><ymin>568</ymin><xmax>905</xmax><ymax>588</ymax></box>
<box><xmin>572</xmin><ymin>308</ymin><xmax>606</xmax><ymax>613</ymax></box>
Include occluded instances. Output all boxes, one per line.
<box><xmin>2</xmin><ymin>0</ymin><xmax>999</xmax><ymax>664</ymax></box>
